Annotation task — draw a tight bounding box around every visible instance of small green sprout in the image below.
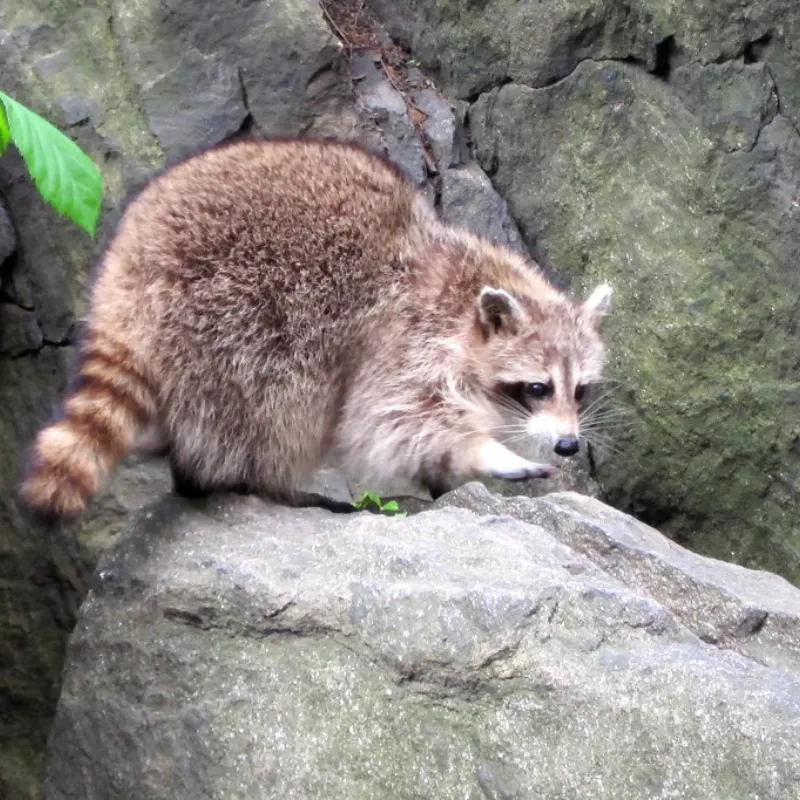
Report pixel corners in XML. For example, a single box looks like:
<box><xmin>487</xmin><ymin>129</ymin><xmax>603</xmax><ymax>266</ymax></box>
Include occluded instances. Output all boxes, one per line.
<box><xmin>353</xmin><ymin>491</ymin><xmax>407</xmax><ymax>517</ymax></box>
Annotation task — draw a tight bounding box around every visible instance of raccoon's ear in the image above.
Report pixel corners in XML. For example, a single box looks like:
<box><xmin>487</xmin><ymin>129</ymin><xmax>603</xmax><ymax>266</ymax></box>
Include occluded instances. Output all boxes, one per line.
<box><xmin>478</xmin><ymin>287</ymin><xmax>523</xmax><ymax>335</ymax></box>
<box><xmin>584</xmin><ymin>283</ymin><xmax>612</xmax><ymax>321</ymax></box>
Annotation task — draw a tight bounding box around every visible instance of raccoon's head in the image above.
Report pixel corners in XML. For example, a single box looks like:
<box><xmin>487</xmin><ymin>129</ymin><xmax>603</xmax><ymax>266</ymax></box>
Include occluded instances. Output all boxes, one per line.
<box><xmin>475</xmin><ymin>282</ymin><xmax>612</xmax><ymax>458</ymax></box>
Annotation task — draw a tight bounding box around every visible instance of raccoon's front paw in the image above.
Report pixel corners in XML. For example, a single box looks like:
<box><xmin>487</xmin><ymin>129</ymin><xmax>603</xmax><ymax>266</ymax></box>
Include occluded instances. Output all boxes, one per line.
<box><xmin>496</xmin><ymin>462</ymin><xmax>554</xmax><ymax>482</ymax></box>
<box><xmin>477</xmin><ymin>439</ymin><xmax>554</xmax><ymax>482</ymax></box>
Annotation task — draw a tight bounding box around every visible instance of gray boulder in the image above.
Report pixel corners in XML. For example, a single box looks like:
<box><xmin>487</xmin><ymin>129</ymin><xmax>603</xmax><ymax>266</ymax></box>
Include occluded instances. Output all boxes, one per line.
<box><xmin>45</xmin><ymin>486</ymin><xmax>800</xmax><ymax>799</ymax></box>
<box><xmin>365</xmin><ymin>0</ymin><xmax>800</xmax><ymax>585</ymax></box>
<box><xmin>411</xmin><ymin>88</ymin><xmax>459</xmax><ymax>173</ymax></box>
<box><xmin>141</xmin><ymin>49</ymin><xmax>248</xmax><ymax>160</ymax></box>
<box><xmin>440</xmin><ymin>163</ymin><xmax>525</xmax><ymax>254</ymax></box>
<box><xmin>468</xmin><ymin>59</ymin><xmax>800</xmax><ymax>582</ymax></box>
<box><xmin>111</xmin><ymin>0</ymin><xmax>350</xmax><ymax>140</ymax></box>
<box><xmin>353</xmin><ymin>53</ymin><xmax>427</xmax><ymax>185</ymax></box>
<box><xmin>367</xmin><ymin>0</ymin><xmax>788</xmax><ymax>103</ymax></box>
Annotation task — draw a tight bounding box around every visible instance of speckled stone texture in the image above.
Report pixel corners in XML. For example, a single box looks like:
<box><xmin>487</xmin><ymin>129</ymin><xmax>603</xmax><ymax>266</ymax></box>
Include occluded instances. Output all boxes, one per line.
<box><xmin>44</xmin><ymin>485</ymin><xmax>800</xmax><ymax>799</ymax></box>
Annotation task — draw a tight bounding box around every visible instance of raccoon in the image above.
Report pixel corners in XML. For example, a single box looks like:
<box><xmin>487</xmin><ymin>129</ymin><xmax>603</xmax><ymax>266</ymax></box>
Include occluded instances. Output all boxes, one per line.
<box><xmin>18</xmin><ymin>138</ymin><xmax>611</xmax><ymax>519</ymax></box>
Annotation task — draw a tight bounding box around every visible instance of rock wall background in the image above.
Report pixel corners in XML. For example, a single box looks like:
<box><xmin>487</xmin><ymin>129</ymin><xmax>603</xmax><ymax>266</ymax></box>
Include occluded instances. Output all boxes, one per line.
<box><xmin>2</xmin><ymin>0</ymin><xmax>800</xmax><ymax>795</ymax></box>
<box><xmin>369</xmin><ymin>0</ymin><xmax>800</xmax><ymax>579</ymax></box>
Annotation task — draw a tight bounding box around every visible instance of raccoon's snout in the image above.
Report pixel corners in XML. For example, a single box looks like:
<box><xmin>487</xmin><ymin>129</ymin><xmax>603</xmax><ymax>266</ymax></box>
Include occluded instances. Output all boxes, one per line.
<box><xmin>554</xmin><ymin>437</ymin><xmax>580</xmax><ymax>457</ymax></box>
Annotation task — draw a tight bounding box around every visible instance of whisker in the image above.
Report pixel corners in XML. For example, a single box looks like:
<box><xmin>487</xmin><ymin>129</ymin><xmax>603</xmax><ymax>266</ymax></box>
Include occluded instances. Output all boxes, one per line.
<box><xmin>502</xmin><ymin>432</ymin><xmax>538</xmax><ymax>445</ymax></box>
<box><xmin>586</xmin><ymin>442</ymin><xmax>623</xmax><ymax>458</ymax></box>
<box><xmin>487</xmin><ymin>391</ymin><xmax>529</xmax><ymax>419</ymax></box>
<box><xmin>581</xmin><ymin>393</ymin><xmax>622</xmax><ymax>416</ymax></box>
<box><xmin>582</xmin><ymin>379</ymin><xmax>629</xmax><ymax>403</ymax></box>
<box><xmin>583</xmin><ymin>429</ymin><xmax>617</xmax><ymax>441</ymax></box>
<box><xmin>488</xmin><ymin>423</ymin><xmax>530</xmax><ymax>432</ymax></box>
<box><xmin>582</xmin><ymin>411</ymin><xmax>639</xmax><ymax>424</ymax></box>
<box><xmin>583</xmin><ymin>431</ymin><xmax>614</xmax><ymax>443</ymax></box>
<box><xmin>582</xmin><ymin>404</ymin><xmax>637</xmax><ymax>417</ymax></box>
<box><xmin>581</xmin><ymin>419</ymin><xmax>638</xmax><ymax>431</ymax></box>
<box><xmin>582</xmin><ymin>402</ymin><xmax>636</xmax><ymax>415</ymax></box>
<box><xmin>582</xmin><ymin>429</ymin><xmax>635</xmax><ymax>441</ymax></box>
<box><xmin>581</xmin><ymin>412</ymin><xmax>636</xmax><ymax>422</ymax></box>
<box><xmin>582</xmin><ymin>424</ymin><xmax>629</xmax><ymax>439</ymax></box>
<box><xmin>583</xmin><ymin>419</ymin><xmax>637</xmax><ymax>430</ymax></box>
<box><xmin>582</xmin><ymin>422</ymin><xmax>635</xmax><ymax>434</ymax></box>
<box><xmin>588</xmin><ymin>377</ymin><xmax>631</xmax><ymax>391</ymax></box>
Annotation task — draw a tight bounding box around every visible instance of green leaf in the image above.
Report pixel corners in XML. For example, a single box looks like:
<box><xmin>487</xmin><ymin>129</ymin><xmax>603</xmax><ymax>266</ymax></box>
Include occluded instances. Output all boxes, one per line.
<box><xmin>0</xmin><ymin>108</ymin><xmax>10</xmax><ymax>155</ymax></box>
<box><xmin>353</xmin><ymin>491</ymin><xmax>406</xmax><ymax>516</ymax></box>
<box><xmin>354</xmin><ymin>491</ymin><xmax>381</xmax><ymax>510</ymax></box>
<box><xmin>0</xmin><ymin>92</ymin><xmax>103</xmax><ymax>235</ymax></box>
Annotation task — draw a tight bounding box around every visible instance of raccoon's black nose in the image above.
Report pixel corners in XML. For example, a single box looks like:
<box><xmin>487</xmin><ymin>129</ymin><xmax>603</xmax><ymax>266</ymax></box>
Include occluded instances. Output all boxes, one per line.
<box><xmin>554</xmin><ymin>437</ymin><xmax>580</xmax><ymax>457</ymax></box>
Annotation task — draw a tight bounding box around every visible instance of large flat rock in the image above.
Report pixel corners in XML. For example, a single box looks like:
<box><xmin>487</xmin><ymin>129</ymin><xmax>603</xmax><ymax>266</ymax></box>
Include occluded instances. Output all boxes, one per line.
<box><xmin>45</xmin><ymin>488</ymin><xmax>800</xmax><ymax>799</ymax></box>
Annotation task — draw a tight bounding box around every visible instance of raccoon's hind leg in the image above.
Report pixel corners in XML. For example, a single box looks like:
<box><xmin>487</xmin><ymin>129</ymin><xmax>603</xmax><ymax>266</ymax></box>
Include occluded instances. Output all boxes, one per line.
<box><xmin>169</xmin><ymin>455</ymin><xmax>215</xmax><ymax>499</ymax></box>
<box><xmin>169</xmin><ymin>455</ymin><xmax>260</xmax><ymax>500</ymax></box>
<box><xmin>132</xmin><ymin>422</ymin><xmax>170</xmax><ymax>457</ymax></box>
<box><xmin>169</xmin><ymin>455</ymin><xmax>358</xmax><ymax>513</ymax></box>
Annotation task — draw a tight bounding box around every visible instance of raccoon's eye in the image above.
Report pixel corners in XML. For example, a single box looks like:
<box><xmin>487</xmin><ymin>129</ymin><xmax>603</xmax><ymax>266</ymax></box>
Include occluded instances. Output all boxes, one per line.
<box><xmin>575</xmin><ymin>384</ymin><xmax>587</xmax><ymax>402</ymax></box>
<box><xmin>526</xmin><ymin>382</ymin><xmax>553</xmax><ymax>399</ymax></box>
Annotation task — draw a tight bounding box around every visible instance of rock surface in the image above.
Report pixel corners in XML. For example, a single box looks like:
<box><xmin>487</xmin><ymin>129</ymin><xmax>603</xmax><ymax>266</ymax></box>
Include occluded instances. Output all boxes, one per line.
<box><xmin>45</xmin><ymin>486</ymin><xmax>800</xmax><ymax>799</ymax></box>
<box><xmin>352</xmin><ymin>53</ymin><xmax>426</xmax><ymax>185</ymax></box>
<box><xmin>367</xmin><ymin>0</ymin><xmax>800</xmax><ymax>584</ymax></box>
<box><xmin>440</xmin><ymin>164</ymin><xmax>525</xmax><ymax>254</ymax></box>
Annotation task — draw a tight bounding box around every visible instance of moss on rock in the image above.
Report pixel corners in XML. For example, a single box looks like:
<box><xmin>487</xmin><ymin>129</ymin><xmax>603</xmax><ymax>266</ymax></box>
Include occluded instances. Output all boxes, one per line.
<box><xmin>471</xmin><ymin>60</ymin><xmax>800</xmax><ymax>581</ymax></box>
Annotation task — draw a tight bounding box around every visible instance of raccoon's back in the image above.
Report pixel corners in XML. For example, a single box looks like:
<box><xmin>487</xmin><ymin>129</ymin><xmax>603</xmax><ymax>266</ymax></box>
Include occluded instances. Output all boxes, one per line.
<box><xmin>90</xmin><ymin>140</ymin><xmax>415</xmax><ymax>388</ymax></box>
<box><xmin>120</xmin><ymin>139</ymin><xmax>417</xmax><ymax>311</ymax></box>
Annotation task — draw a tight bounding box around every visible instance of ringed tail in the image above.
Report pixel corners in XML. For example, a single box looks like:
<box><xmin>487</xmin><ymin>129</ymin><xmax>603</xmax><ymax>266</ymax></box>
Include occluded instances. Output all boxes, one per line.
<box><xmin>18</xmin><ymin>332</ymin><xmax>158</xmax><ymax>520</ymax></box>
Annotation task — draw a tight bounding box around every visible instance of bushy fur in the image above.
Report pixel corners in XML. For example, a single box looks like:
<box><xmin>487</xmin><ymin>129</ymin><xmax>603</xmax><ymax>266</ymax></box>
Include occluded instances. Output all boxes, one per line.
<box><xmin>19</xmin><ymin>138</ymin><xmax>611</xmax><ymax>518</ymax></box>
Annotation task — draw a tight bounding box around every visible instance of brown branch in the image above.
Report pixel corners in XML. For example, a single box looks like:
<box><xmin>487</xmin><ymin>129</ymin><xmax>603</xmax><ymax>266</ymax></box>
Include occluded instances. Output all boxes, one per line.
<box><xmin>320</xmin><ymin>2</ymin><xmax>352</xmax><ymax>53</ymax></box>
